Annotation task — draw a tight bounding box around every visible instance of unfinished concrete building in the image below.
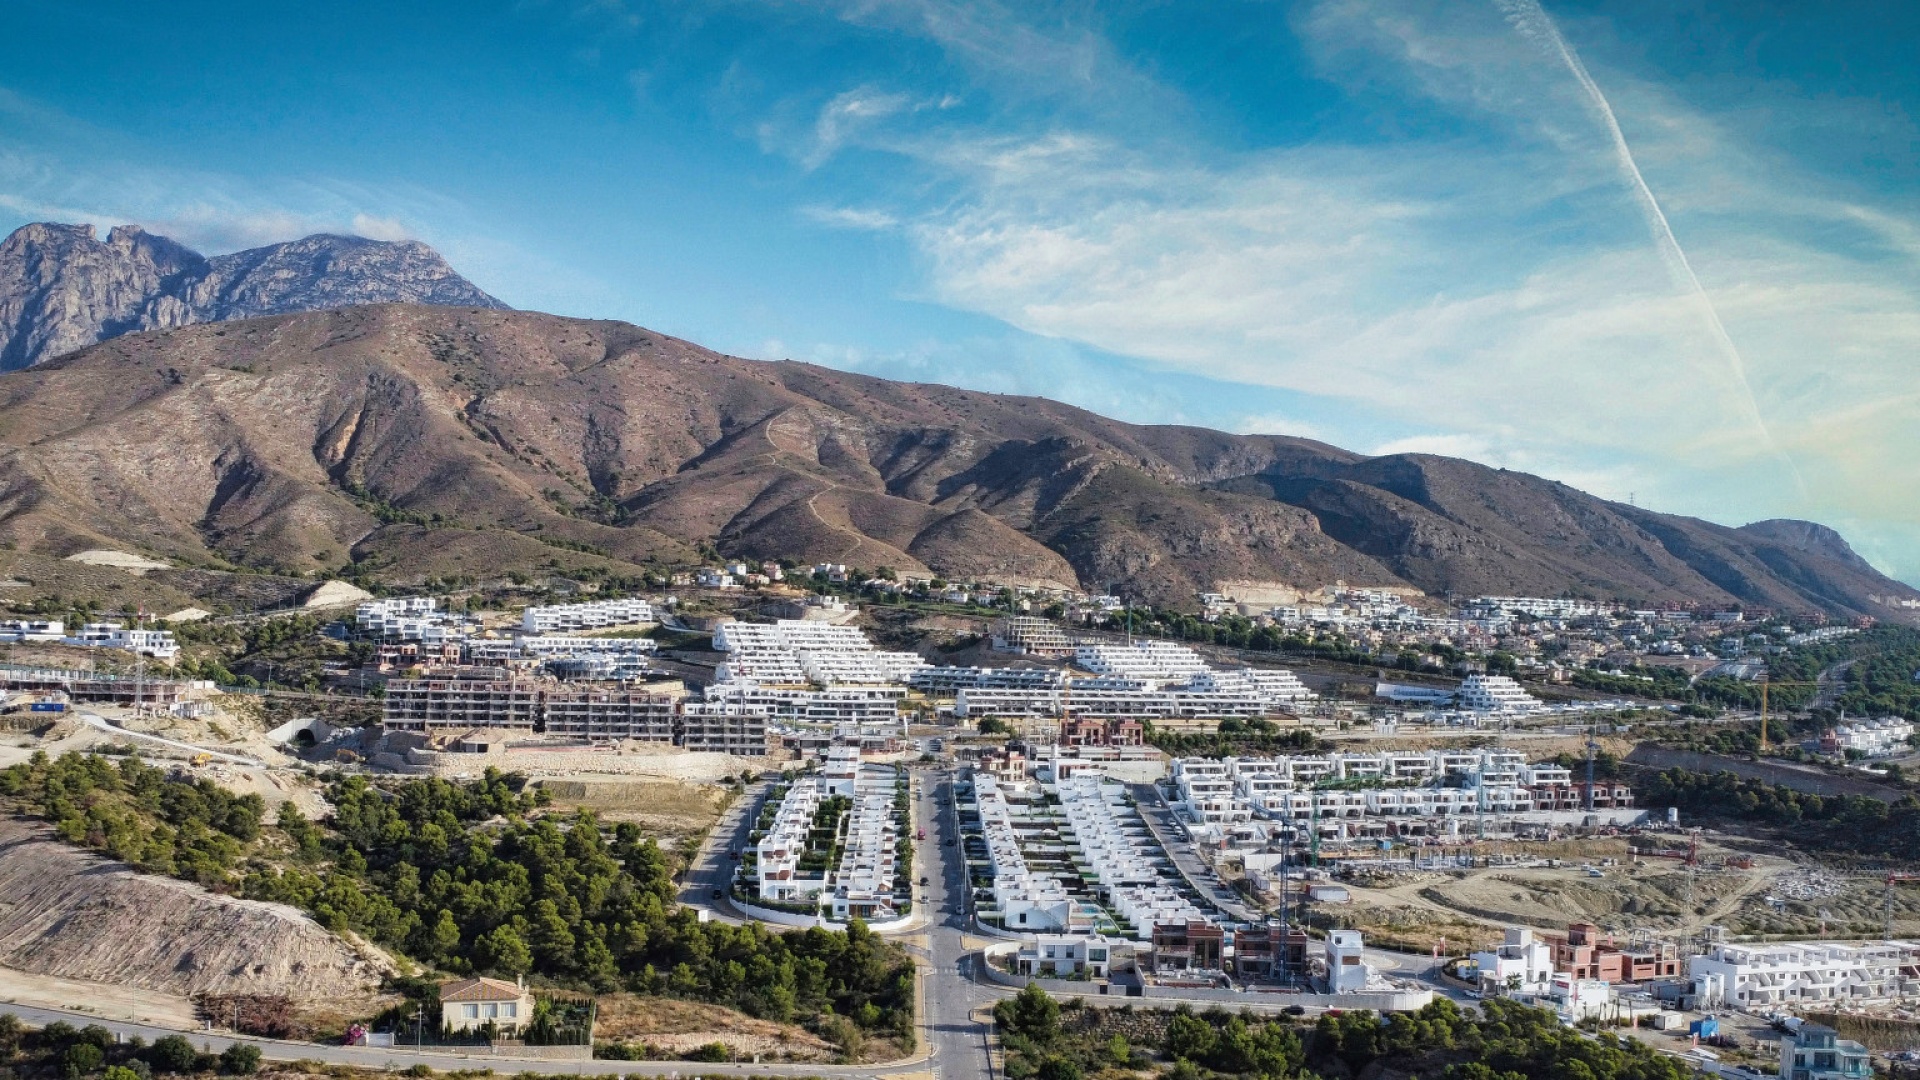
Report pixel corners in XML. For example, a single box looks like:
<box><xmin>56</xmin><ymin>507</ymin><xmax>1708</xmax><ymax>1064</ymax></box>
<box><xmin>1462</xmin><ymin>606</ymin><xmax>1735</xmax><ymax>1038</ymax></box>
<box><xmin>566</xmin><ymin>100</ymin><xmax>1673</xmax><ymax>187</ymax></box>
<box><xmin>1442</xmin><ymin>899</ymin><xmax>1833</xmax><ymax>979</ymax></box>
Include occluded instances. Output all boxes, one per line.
<box><xmin>542</xmin><ymin>689</ymin><xmax>676</xmax><ymax>741</ymax></box>
<box><xmin>381</xmin><ymin>677</ymin><xmax>542</xmax><ymax>732</ymax></box>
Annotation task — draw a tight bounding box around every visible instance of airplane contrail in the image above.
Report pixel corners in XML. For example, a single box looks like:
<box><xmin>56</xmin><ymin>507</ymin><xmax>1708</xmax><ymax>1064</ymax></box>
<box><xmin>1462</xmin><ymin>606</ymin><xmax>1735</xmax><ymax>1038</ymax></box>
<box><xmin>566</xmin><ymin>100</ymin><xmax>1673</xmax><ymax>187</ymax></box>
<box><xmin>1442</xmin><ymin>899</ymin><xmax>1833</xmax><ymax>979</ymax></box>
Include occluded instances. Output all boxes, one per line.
<box><xmin>1494</xmin><ymin>0</ymin><xmax>1799</xmax><ymax>483</ymax></box>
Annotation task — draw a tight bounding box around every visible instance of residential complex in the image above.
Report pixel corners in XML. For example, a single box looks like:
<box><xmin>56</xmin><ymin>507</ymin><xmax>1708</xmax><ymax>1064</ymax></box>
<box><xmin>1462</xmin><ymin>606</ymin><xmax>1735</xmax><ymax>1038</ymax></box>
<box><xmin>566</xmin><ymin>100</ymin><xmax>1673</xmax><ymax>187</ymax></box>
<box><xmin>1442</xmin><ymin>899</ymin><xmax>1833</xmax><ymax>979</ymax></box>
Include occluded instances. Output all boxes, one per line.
<box><xmin>1169</xmin><ymin>751</ymin><xmax>1636</xmax><ymax>843</ymax></box>
<box><xmin>1780</xmin><ymin>1023</ymin><xmax>1873</xmax><ymax>1080</ymax></box>
<box><xmin>750</xmin><ymin>761</ymin><xmax>906</xmax><ymax>923</ymax></box>
<box><xmin>992</xmin><ymin>616</ymin><xmax>1077</xmax><ymax>657</ymax></box>
<box><xmin>519</xmin><ymin>598</ymin><xmax>655</xmax><ymax>633</ymax></box>
<box><xmin>1690</xmin><ymin>940</ymin><xmax>1920</xmax><ymax>1009</ymax></box>
<box><xmin>59</xmin><ymin>622</ymin><xmax>179</xmax><ymax>660</ymax></box>
<box><xmin>383</xmin><ymin>672</ymin><xmax>764</xmax><ymax>753</ymax></box>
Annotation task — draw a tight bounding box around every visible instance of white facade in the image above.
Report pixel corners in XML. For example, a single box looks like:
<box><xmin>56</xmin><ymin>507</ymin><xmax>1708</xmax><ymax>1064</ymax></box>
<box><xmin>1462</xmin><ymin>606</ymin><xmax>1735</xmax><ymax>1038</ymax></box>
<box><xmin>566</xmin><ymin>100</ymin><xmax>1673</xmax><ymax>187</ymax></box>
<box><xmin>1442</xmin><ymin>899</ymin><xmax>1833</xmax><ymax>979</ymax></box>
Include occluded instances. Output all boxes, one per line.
<box><xmin>1017</xmin><ymin>935</ymin><xmax>1121</xmax><ymax>978</ymax></box>
<box><xmin>713</xmin><ymin>619</ymin><xmax>928</xmax><ymax>688</ymax></box>
<box><xmin>1689</xmin><ymin>940</ymin><xmax>1920</xmax><ymax>1008</ymax></box>
<box><xmin>520</xmin><ymin>598</ymin><xmax>656</xmax><ymax>633</ymax></box>
<box><xmin>1057</xmin><ymin>775</ymin><xmax>1205</xmax><ymax>937</ymax></box>
<box><xmin>911</xmin><ymin>666</ymin><xmax>1066</xmax><ymax>694</ymax></box>
<box><xmin>61</xmin><ymin>622</ymin><xmax>179</xmax><ymax>660</ymax></box>
<box><xmin>0</xmin><ymin>620</ymin><xmax>64</xmax><ymax>642</ymax></box>
<box><xmin>1451</xmin><ymin>674</ymin><xmax>1543</xmax><ymax>713</ymax></box>
<box><xmin>974</xmin><ymin>775</ymin><xmax>1084</xmax><ymax>934</ymax></box>
<box><xmin>829</xmin><ymin>764</ymin><xmax>901</xmax><ymax>923</ymax></box>
<box><xmin>756</xmin><ymin>780</ymin><xmax>826</xmax><ymax>904</ymax></box>
<box><xmin>1183</xmin><ymin>667</ymin><xmax>1317</xmax><ymax>705</ymax></box>
<box><xmin>1544</xmin><ymin>974</ymin><xmax>1612</xmax><ymax>1020</ymax></box>
<box><xmin>1470</xmin><ymin>927</ymin><xmax>1555</xmax><ymax>994</ymax></box>
<box><xmin>1171</xmin><ymin>749</ymin><xmax>1541</xmax><ymax>829</ymax></box>
<box><xmin>1326</xmin><ymin>930</ymin><xmax>1369</xmax><ymax>993</ymax></box>
<box><xmin>1828</xmin><ymin>717</ymin><xmax>1914</xmax><ymax>758</ymax></box>
<box><xmin>1076</xmin><ymin>641</ymin><xmax>1211</xmax><ymax>683</ymax></box>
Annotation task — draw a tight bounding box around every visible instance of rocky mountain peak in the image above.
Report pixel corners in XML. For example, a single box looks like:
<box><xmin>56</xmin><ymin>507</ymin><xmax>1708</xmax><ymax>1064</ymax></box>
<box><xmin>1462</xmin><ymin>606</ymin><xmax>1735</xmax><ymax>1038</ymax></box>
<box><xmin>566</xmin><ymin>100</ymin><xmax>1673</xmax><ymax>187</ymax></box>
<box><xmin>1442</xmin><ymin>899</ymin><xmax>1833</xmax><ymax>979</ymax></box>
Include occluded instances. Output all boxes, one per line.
<box><xmin>0</xmin><ymin>221</ymin><xmax>506</xmax><ymax>370</ymax></box>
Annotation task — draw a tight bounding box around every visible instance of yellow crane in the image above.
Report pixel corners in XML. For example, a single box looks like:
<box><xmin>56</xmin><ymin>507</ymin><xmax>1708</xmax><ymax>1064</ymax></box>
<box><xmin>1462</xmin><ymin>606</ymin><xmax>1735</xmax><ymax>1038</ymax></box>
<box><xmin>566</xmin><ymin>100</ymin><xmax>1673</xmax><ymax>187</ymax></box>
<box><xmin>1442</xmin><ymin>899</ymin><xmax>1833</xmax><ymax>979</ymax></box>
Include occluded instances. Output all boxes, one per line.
<box><xmin>1754</xmin><ymin>676</ymin><xmax>1819</xmax><ymax>753</ymax></box>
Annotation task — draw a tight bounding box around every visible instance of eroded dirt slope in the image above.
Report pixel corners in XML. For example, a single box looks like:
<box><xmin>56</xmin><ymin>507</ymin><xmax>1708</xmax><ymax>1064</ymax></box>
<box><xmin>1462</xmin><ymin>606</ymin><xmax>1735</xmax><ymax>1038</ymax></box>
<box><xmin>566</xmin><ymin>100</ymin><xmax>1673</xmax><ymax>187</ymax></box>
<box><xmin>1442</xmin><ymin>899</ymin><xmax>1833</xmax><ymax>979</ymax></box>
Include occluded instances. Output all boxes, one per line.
<box><xmin>0</xmin><ymin>817</ymin><xmax>390</xmax><ymax>1001</ymax></box>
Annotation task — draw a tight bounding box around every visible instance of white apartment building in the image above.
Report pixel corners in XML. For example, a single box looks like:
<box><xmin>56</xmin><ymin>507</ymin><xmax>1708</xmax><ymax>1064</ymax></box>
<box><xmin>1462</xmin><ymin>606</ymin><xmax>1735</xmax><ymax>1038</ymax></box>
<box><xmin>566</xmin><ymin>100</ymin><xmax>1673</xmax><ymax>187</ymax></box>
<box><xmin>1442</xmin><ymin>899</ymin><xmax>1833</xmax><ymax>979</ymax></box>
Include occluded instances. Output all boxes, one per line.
<box><xmin>1327</xmin><ymin>930</ymin><xmax>1370</xmax><ymax>993</ymax></box>
<box><xmin>356</xmin><ymin>597</ymin><xmax>438</xmax><ymax>634</ymax></box>
<box><xmin>1825</xmin><ymin>717</ymin><xmax>1914</xmax><ymax>758</ymax></box>
<box><xmin>61</xmin><ymin>623</ymin><xmax>179</xmax><ymax>660</ymax></box>
<box><xmin>830</xmin><ymin>764</ymin><xmax>902</xmax><ymax>923</ymax></box>
<box><xmin>1076</xmin><ymin>641</ymin><xmax>1211</xmax><ymax>683</ymax></box>
<box><xmin>514</xmin><ymin>635</ymin><xmax>657</xmax><ymax>657</ymax></box>
<box><xmin>757</xmin><ymin>780</ymin><xmax>827</xmax><ymax>904</ymax></box>
<box><xmin>0</xmin><ymin>620</ymin><xmax>64</xmax><ymax>643</ymax></box>
<box><xmin>911</xmin><ymin>666</ymin><xmax>1066</xmax><ymax>694</ymax></box>
<box><xmin>1467</xmin><ymin>597</ymin><xmax>1607</xmax><ymax>619</ymax></box>
<box><xmin>1172</xmin><ymin>750</ymin><xmax>1553</xmax><ymax>833</ymax></box>
<box><xmin>1470</xmin><ymin>927</ymin><xmax>1555</xmax><ymax>994</ymax></box>
<box><xmin>800</xmin><ymin>650</ymin><xmax>929</xmax><ymax>687</ymax></box>
<box><xmin>1689</xmin><ymin>940</ymin><xmax>1920</xmax><ymax>1009</ymax></box>
<box><xmin>1056</xmin><ymin>775</ymin><xmax>1205</xmax><ymax>937</ymax></box>
<box><xmin>1451</xmin><ymin>674</ymin><xmax>1543</xmax><ymax>713</ymax></box>
<box><xmin>702</xmin><ymin>682</ymin><xmax>903</xmax><ymax>723</ymax></box>
<box><xmin>1183</xmin><ymin>667</ymin><xmax>1317</xmax><ymax>705</ymax></box>
<box><xmin>973</xmin><ymin>775</ymin><xmax>1089</xmax><ymax>934</ymax></box>
<box><xmin>519</xmin><ymin>598</ymin><xmax>656</xmax><ymax>633</ymax></box>
<box><xmin>713</xmin><ymin>619</ymin><xmax>926</xmax><ymax>687</ymax></box>
<box><xmin>953</xmin><ymin>685</ymin><xmax>1270</xmax><ymax>720</ymax></box>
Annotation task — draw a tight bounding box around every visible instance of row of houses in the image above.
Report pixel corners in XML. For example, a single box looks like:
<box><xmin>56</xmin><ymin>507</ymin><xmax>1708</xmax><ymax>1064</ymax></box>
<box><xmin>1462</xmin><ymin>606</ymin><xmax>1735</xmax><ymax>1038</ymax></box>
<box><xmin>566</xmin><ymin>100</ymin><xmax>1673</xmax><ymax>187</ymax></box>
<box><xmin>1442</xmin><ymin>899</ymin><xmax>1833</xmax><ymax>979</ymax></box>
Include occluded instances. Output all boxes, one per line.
<box><xmin>1171</xmin><ymin>752</ymin><xmax>1635</xmax><ymax>831</ymax></box>
<box><xmin>753</xmin><ymin>755</ymin><xmax>904</xmax><ymax>922</ymax></box>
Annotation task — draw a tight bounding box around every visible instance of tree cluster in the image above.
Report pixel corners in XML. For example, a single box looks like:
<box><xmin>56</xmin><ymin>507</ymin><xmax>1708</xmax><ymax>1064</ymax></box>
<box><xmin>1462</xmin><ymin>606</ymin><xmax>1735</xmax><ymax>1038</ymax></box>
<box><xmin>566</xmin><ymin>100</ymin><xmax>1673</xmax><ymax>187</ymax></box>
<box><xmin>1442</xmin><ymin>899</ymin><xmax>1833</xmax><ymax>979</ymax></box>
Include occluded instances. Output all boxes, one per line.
<box><xmin>1638</xmin><ymin>767</ymin><xmax>1920</xmax><ymax>858</ymax></box>
<box><xmin>0</xmin><ymin>752</ymin><xmax>264</xmax><ymax>885</ymax></box>
<box><xmin>0</xmin><ymin>1015</ymin><xmax>260</xmax><ymax>1077</ymax></box>
<box><xmin>993</xmin><ymin>991</ymin><xmax>1689</xmax><ymax>1080</ymax></box>
<box><xmin>235</xmin><ymin>770</ymin><xmax>912</xmax><ymax>1048</ymax></box>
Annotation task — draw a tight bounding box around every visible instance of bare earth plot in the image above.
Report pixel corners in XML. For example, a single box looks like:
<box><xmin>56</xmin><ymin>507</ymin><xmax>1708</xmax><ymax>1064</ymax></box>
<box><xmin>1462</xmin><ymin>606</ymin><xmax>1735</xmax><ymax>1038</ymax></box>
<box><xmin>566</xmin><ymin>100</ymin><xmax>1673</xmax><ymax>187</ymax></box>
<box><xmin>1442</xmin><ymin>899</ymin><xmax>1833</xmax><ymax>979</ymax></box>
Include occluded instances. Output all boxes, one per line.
<box><xmin>0</xmin><ymin>818</ymin><xmax>391</xmax><ymax>1006</ymax></box>
<box><xmin>594</xmin><ymin>995</ymin><xmax>837</xmax><ymax>1061</ymax></box>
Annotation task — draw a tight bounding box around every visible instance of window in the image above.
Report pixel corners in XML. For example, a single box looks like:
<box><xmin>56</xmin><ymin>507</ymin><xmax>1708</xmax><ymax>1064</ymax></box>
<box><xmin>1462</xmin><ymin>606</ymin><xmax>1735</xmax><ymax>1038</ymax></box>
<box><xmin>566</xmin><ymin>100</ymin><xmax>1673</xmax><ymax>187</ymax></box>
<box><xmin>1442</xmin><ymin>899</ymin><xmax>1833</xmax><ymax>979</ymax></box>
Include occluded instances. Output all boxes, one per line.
<box><xmin>461</xmin><ymin>1004</ymin><xmax>479</xmax><ymax>1019</ymax></box>
<box><xmin>501</xmin><ymin>1003</ymin><xmax>517</xmax><ymax>1018</ymax></box>
<box><xmin>483</xmin><ymin>1003</ymin><xmax>499</xmax><ymax>1018</ymax></box>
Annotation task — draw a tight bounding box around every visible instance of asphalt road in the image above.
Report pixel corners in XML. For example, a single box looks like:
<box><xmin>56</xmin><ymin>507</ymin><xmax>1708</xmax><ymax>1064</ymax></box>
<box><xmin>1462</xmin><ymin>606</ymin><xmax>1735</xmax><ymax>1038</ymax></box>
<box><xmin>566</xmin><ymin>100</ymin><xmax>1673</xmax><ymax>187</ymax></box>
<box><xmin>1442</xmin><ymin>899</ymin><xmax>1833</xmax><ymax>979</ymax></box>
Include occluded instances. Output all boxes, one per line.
<box><xmin>676</xmin><ymin>778</ymin><xmax>773</xmax><ymax>922</ymax></box>
<box><xmin>915</xmin><ymin>770</ymin><xmax>996</xmax><ymax>1080</ymax></box>
<box><xmin>0</xmin><ymin>1002</ymin><xmax>906</xmax><ymax>1078</ymax></box>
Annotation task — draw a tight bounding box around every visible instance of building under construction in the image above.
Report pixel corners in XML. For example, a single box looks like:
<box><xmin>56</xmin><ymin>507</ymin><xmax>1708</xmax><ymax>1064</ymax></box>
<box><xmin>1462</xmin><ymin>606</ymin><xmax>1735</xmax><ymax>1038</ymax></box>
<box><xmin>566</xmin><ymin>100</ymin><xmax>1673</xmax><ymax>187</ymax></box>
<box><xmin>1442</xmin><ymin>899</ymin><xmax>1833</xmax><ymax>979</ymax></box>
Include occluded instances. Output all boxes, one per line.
<box><xmin>383</xmin><ymin>672</ymin><xmax>767</xmax><ymax>753</ymax></box>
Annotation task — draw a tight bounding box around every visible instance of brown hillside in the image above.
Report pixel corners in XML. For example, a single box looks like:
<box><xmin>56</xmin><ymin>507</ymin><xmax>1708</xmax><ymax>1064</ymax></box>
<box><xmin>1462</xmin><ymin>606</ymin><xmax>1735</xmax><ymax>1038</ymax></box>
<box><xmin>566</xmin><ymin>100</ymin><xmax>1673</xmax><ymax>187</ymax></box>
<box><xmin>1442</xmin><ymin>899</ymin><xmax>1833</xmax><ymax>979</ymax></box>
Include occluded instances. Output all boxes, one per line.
<box><xmin>0</xmin><ymin>303</ymin><xmax>1912</xmax><ymax>616</ymax></box>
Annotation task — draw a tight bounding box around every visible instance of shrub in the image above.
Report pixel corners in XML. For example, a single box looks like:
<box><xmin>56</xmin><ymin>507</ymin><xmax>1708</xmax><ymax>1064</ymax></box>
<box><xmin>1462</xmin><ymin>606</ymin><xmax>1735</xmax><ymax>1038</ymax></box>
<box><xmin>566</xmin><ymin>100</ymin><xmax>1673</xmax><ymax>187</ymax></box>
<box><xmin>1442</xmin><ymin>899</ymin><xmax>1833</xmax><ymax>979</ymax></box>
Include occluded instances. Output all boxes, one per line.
<box><xmin>218</xmin><ymin>1043</ymin><xmax>262</xmax><ymax>1075</ymax></box>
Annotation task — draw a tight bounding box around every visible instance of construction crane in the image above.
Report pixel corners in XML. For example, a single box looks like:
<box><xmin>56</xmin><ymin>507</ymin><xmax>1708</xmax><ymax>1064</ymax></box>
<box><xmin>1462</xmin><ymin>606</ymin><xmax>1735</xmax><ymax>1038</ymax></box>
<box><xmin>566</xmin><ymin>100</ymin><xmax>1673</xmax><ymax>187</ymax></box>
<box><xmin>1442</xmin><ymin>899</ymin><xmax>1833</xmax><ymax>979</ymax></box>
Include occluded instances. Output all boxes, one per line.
<box><xmin>1755</xmin><ymin>676</ymin><xmax>1818</xmax><ymax>753</ymax></box>
<box><xmin>1885</xmin><ymin>872</ymin><xmax>1920</xmax><ymax>941</ymax></box>
<box><xmin>1584</xmin><ymin>723</ymin><xmax>1599</xmax><ymax>813</ymax></box>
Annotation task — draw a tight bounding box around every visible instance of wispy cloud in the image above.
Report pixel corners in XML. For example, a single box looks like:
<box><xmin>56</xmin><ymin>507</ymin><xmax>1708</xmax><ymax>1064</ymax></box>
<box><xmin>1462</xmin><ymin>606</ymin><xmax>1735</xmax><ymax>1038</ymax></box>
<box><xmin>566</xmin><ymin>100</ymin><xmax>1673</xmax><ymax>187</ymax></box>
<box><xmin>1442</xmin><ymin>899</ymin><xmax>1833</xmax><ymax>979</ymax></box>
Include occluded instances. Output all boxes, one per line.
<box><xmin>743</xmin><ymin>0</ymin><xmax>1920</xmax><ymax>578</ymax></box>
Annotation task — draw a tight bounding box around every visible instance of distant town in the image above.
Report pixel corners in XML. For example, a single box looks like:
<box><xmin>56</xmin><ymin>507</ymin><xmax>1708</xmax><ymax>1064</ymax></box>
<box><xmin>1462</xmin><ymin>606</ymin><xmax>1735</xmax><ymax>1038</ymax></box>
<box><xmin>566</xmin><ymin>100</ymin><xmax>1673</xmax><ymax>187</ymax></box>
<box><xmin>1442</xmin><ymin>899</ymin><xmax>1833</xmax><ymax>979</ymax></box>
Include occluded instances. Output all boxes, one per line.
<box><xmin>2</xmin><ymin>559</ymin><xmax>1919</xmax><ymax>1080</ymax></box>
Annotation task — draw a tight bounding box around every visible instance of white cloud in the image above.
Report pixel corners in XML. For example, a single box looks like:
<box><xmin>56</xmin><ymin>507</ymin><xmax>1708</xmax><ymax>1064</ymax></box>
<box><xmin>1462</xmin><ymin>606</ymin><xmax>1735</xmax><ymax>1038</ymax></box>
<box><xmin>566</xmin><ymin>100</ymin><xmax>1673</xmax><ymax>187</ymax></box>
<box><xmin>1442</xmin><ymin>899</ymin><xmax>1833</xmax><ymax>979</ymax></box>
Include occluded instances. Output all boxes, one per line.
<box><xmin>801</xmin><ymin>204</ymin><xmax>899</xmax><ymax>230</ymax></box>
<box><xmin>753</xmin><ymin>0</ymin><xmax>1920</xmax><ymax>580</ymax></box>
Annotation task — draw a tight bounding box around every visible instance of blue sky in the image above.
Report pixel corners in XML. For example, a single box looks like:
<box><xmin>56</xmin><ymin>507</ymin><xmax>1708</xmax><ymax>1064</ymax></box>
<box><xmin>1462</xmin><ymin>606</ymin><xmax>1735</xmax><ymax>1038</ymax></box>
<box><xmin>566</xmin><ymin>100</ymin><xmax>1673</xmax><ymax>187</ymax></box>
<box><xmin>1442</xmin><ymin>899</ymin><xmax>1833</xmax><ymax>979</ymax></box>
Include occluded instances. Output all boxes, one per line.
<box><xmin>2</xmin><ymin>0</ymin><xmax>1917</xmax><ymax>585</ymax></box>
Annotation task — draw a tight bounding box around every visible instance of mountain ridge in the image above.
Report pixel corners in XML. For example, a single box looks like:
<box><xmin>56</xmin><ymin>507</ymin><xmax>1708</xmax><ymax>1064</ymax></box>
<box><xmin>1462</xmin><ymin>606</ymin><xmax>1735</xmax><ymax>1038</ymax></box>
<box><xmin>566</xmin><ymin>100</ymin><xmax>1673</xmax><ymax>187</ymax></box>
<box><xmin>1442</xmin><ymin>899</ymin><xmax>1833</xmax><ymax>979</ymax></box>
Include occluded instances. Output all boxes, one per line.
<box><xmin>0</xmin><ymin>221</ymin><xmax>506</xmax><ymax>370</ymax></box>
<box><xmin>0</xmin><ymin>302</ymin><xmax>1911</xmax><ymax>619</ymax></box>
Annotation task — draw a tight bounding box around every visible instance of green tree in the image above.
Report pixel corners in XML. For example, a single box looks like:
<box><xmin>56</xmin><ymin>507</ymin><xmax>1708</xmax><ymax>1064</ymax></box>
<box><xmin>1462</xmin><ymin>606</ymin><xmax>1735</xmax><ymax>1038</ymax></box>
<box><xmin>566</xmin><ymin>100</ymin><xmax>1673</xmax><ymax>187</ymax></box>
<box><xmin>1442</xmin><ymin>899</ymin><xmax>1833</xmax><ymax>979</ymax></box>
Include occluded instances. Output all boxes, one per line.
<box><xmin>998</xmin><ymin>984</ymin><xmax>1060</xmax><ymax>1043</ymax></box>
<box><xmin>218</xmin><ymin>1043</ymin><xmax>261</xmax><ymax>1075</ymax></box>
<box><xmin>1163</xmin><ymin>1012</ymin><xmax>1217</xmax><ymax>1062</ymax></box>
<box><xmin>146</xmin><ymin>1035</ymin><xmax>198</xmax><ymax>1074</ymax></box>
<box><xmin>476</xmin><ymin>925</ymin><xmax>533</xmax><ymax>975</ymax></box>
